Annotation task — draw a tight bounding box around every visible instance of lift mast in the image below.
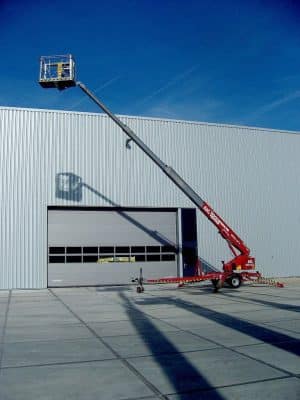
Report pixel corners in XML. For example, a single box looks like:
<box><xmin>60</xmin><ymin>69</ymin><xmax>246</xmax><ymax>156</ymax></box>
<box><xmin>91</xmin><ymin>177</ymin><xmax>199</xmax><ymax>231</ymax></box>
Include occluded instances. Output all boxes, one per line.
<box><xmin>39</xmin><ymin>55</ymin><xmax>256</xmax><ymax>282</ymax></box>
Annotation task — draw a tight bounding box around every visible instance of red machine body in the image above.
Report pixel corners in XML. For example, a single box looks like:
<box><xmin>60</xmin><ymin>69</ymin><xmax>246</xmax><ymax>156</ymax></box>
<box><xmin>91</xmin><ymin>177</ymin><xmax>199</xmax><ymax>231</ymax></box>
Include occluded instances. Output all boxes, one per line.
<box><xmin>201</xmin><ymin>202</ymin><xmax>255</xmax><ymax>273</ymax></box>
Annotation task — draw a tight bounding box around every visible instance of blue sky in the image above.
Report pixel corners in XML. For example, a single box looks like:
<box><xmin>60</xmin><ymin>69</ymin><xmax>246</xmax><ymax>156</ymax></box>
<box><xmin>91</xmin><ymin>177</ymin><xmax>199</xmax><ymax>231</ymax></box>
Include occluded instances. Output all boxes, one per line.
<box><xmin>1</xmin><ymin>0</ymin><xmax>300</xmax><ymax>131</ymax></box>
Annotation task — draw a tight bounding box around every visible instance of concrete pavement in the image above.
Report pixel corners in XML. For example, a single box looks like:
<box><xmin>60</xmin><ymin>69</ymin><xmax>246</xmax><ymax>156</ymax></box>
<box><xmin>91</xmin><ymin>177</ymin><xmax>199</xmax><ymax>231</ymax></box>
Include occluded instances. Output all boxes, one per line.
<box><xmin>0</xmin><ymin>281</ymin><xmax>299</xmax><ymax>399</ymax></box>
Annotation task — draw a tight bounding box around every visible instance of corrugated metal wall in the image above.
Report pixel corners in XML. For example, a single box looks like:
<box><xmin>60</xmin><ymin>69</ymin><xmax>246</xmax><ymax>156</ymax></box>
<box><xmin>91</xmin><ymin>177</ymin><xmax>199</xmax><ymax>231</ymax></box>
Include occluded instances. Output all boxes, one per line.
<box><xmin>0</xmin><ymin>106</ymin><xmax>299</xmax><ymax>288</ymax></box>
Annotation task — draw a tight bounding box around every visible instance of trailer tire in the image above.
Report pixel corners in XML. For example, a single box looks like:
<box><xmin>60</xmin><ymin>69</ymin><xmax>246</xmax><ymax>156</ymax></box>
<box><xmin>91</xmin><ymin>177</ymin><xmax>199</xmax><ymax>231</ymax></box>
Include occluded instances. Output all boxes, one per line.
<box><xmin>227</xmin><ymin>275</ymin><xmax>241</xmax><ymax>289</ymax></box>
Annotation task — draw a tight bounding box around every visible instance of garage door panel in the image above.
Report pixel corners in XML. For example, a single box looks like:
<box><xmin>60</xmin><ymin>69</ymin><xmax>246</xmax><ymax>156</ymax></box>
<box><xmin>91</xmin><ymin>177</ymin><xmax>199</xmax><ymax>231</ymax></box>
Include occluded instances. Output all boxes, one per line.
<box><xmin>48</xmin><ymin>262</ymin><xmax>175</xmax><ymax>287</ymax></box>
<box><xmin>48</xmin><ymin>209</ymin><xmax>178</xmax><ymax>287</ymax></box>
<box><xmin>48</xmin><ymin>210</ymin><xmax>176</xmax><ymax>246</ymax></box>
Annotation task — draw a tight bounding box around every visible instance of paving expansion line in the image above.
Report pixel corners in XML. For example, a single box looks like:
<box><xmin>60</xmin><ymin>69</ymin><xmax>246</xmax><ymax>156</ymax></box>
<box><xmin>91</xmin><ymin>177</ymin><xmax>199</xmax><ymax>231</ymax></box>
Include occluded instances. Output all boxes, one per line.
<box><xmin>237</xmin><ymin>289</ymin><xmax>300</xmax><ymax>299</ymax></box>
<box><xmin>166</xmin><ymin>376</ymin><xmax>300</xmax><ymax>398</ymax></box>
<box><xmin>121</xmin><ymin>290</ymin><xmax>300</xmax><ymax>380</ymax></box>
<box><xmin>49</xmin><ymin>289</ymin><xmax>169</xmax><ymax>400</ymax></box>
<box><xmin>49</xmin><ymin>288</ymin><xmax>300</xmax><ymax>396</ymax></box>
<box><xmin>0</xmin><ymin>290</ymin><xmax>12</xmax><ymax>371</ymax></box>
<box><xmin>219</xmin><ymin>292</ymin><xmax>300</xmax><ymax>312</ymax></box>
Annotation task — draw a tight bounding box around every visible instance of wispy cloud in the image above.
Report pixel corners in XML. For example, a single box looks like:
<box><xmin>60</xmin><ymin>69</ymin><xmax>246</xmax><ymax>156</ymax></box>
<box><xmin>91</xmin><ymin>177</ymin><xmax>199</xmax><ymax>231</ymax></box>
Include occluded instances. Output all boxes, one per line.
<box><xmin>141</xmin><ymin>97</ymin><xmax>223</xmax><ymax>122</ymax></box>
<box><xmin>247</xmin><ymin>90</ymin><xmax>300</xmax><ymax>121</ymax></box>
<box><xmin>275</xmin><ymin>74</ymin><xmax>300</xmax><ymax>83</ymax></box>
<box><xmin>134</xmin><ymin>64</ymin><xmax>201</xmax><ymax>110</ymax></box>
<box><xmin>70</xmin><ymin>75</ymin><xmax>120</xmax><ymax>109</ymax></box>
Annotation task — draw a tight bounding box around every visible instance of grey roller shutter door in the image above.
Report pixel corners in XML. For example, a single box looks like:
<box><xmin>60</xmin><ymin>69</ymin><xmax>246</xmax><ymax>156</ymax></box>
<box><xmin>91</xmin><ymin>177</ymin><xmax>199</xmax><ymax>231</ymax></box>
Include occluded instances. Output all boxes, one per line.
<box><xmin>48</xmin><ymin>209</ymin><xmax>178</xmax><ymax>286</ymax></box>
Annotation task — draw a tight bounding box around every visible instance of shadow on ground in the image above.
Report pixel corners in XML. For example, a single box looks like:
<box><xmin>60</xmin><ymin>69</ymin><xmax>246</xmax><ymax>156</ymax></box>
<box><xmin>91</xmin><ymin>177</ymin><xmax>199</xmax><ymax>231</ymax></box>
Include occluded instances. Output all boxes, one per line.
<box><xmin>118</xmin><ymin>291</ymin><xmax>225</xmax><ymax>399</ymax></box>
<box><xmin>132</xmin><ymin>294</ymin><xmax>300</xmax><ymax>357</ymax></box>
<box><xmin>221</xmin><ymin>291</ymin><xmax>300</xmax><ymax>313</ymax></box>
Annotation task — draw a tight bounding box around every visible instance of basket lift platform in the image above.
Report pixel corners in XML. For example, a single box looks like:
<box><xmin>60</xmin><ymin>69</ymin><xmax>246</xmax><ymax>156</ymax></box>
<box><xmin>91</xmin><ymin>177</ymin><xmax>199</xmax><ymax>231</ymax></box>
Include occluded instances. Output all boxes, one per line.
<box><xmin>39</xmin><ymin>55</ymin><xmax>76</xmax><ymax>90</ymax></box>
<box><xmin>38</xmin><ymin>55</ymin><xmax>284</xmax><ymax>292</ymax></box>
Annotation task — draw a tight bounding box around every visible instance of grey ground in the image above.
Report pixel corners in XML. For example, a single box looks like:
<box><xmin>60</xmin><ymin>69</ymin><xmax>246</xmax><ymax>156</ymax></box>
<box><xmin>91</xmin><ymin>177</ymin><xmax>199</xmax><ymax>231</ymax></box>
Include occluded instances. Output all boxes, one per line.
<box><xmin>0</xmin><ymin>280</ymin><xmax>299</xmax><ymax>400</ymax></box>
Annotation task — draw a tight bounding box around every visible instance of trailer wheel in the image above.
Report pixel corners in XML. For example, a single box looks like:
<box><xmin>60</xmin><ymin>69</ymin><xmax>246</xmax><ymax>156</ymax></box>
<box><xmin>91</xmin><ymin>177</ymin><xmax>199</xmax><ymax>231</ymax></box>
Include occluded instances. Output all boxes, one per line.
<box><xmin>136</xmin><ymin>286</ymin><xmax>142</xmax><ymax>294</ymax></box>
<box><xmin>227</xmin><ymin>275</ymin><xmax>241</xmax><ymax>288</ymax></box>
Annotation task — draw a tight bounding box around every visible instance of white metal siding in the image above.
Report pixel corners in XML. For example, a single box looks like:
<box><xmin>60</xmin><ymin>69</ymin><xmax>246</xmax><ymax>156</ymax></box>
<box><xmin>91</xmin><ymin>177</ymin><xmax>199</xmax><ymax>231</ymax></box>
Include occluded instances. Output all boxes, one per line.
<box><xmin>0</xmin><ymin>106</ymin><xmax>299</xmax><ymax>288</ymax></box>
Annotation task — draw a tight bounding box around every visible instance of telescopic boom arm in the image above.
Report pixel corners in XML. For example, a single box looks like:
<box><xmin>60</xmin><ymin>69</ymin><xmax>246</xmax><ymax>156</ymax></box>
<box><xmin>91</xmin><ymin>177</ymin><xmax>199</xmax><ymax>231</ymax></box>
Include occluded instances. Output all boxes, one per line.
<box><xmin>77</xmin><ymin>82</ymin><xmax>255</xmax><ymax>273</ymax></box>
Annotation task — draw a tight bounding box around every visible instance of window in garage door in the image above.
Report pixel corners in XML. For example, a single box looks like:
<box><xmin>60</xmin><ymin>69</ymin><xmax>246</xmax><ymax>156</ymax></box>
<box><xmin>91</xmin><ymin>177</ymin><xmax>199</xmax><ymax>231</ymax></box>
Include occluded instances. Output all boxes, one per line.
<box><xmin>48</xmin><ymin>244</ymin><xmax>177</xmax><ymax>263</ymax></box>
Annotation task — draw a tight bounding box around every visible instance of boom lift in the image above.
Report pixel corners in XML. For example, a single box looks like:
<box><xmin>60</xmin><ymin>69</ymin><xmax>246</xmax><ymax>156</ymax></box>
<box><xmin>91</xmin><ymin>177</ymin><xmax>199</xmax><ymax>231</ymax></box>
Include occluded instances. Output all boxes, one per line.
<box><xmin>39</xmin><ymin>55</ymin><xmax>281</xmax><ymax>291</ymax></box>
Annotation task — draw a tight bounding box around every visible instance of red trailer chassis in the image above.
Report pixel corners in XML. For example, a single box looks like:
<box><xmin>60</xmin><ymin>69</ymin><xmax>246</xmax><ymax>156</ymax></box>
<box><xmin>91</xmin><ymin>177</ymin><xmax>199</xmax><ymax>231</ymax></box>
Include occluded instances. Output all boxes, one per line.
<box><xmin>135</xmin><ymin>266</ymin><xmax>284</xmax><ymax>293</ymax></box>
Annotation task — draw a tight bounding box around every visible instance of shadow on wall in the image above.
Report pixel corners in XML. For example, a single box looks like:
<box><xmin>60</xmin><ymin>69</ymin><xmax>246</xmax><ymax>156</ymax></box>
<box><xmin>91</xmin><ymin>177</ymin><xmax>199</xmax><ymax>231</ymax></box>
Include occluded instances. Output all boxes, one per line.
<box><xmin>199</xmin><ymin>257</ymin><xmax>220</xmax><ymax>273</ymax></box>
<box><xmin>55</xmin><ymin>172</ymin><xmax>176</xmax><ymax>248</ymax></box>
<box><xmin>55</xmin><ymin>172</ymin><xmax>218</xmax><ymax>273</ymax></box>
<box><xmin>56</xmin><ymin>172</ymin><xmax>83</xmax><ymax>202</ymax></box>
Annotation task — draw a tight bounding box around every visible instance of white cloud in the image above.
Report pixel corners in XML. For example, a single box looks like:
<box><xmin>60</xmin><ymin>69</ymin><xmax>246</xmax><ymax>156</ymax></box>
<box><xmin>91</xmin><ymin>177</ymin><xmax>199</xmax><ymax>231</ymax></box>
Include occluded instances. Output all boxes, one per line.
<box><xmin>70</xmin><ymin>75</ymin><xmax>120</xmax><ymax>109</ymax></box>
<box><xmin>134</xmin><ymin>64</ymin><xmax>201</xmax><ymax>109</ymax></box>
<box><xmin>141</xmin><ymin>97</ymin><xmax>223</xmax><ymax>122</ymax></box>
<box><xmin>247</xmin><ymin>90</ymin><xmax>300</xmax><ymax>121</ymax></box>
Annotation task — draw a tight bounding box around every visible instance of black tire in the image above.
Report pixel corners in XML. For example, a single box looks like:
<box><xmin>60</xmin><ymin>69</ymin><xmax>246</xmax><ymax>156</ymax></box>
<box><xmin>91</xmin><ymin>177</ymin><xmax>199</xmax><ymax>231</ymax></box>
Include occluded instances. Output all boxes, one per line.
<box><xmin>136</xmin><ymin>286</ymin><xmax>142</xmax><ymax>294</ymax></box>
<box><xmin>227</xmin><ymin>274</ymin><xmax>241</xmax><ymax>288</ymax></box>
